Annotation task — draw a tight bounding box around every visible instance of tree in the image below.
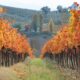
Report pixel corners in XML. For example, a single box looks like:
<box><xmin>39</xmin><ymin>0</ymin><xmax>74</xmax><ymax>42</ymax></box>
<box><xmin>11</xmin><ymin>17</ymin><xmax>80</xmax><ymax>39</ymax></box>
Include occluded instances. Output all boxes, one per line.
<box><xmin>57</xmin><ymin>5</ymin><xmax>63</xmax><ymax>12</ymax></box>
<box><xmin>38</xmin><ymin>14</ymin><xmax>43</xmax><ymax>32</ymax></box>
<box><xmin>41</xmin><ymin>6</ymin><xmax>51</xmax><ymax>23</ymax></box>
<box><xmin>13</xmin><ymin>23</ymin><xmax>22</xmax><ymax>31</ymax></box>
<box><xmin>32</xmin><ymin>13</ymin><xmax>43</xmax><ymax>32</ymax></box>
<box><xmin>57</xmin><ymin>5</ymin><xmax>70</xmax><ymax>25</ymax></box>
<box><xmin>48</xmin><ymin>19</ymin><xmax>54</xmax><ymax>33</ymax></box>
<box><xmin>41</xmin><ymin>6</ymin><xmax>50</xmax><ymax>15</ymax></box>
<box><xmin>32</xmin><ymin>14</ymin><xmax>38</xmax><ymax>32</ymax></box>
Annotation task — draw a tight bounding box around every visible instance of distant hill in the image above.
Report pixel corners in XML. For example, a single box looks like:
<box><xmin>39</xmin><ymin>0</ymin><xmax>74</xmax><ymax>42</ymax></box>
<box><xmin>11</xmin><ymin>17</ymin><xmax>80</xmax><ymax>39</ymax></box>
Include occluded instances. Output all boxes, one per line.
<box><xmin>0</xmin><ymin>5</ymin><xmax>69</xmax><ymax>26</ymax></box>
<box><xmin>0</xmin><ymin>5</ymin><xmax>39</xmax><ymax>24</ymax></box>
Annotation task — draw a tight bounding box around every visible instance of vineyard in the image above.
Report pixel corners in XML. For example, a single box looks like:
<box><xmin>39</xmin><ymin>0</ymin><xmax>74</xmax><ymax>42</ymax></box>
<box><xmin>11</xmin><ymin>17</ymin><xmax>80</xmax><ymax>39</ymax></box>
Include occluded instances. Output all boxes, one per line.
<box><xmin>0</xmin><ymin>2</ymin><xmax>80</xmax><ymax>69</ymax></box>
<box><xmin>0</xmin><ymin>2</ymin><xmax>80</xmax><ymax>80</ymax></box>
<box><xmin>40</xmin><ymin>6</ymin><xmax>80</xmax><ymax>70</ymax></box>
<box><xmin>0</xmin><ymin>18</ymin><xmax>34</xmax><ymax>66</ymax></box>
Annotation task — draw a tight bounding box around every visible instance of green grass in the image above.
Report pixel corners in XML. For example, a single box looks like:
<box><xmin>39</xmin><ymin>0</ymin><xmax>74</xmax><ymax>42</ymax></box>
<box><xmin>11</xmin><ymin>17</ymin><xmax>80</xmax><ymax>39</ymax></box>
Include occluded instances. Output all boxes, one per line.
<box><xmin>0</xmin><ymin>58</ymin><xmax>65</xmax><ymax>80</ymax></box>
<box><xmin>30</xmin><ymin>58</ymin><xmax>45</xmax><ymax>66</ymax></box>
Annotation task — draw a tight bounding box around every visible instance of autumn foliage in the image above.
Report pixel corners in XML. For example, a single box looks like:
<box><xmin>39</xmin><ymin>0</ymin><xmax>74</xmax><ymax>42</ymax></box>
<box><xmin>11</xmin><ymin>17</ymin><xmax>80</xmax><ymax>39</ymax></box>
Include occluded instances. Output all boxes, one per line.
<box><xmin>0</xmin><ymin>18</ymin><xmax>34</xmax><ymax>66</ymax></box>
<box><xmin>0</xmin><ymin>7</ymin><xmax>34</xmax><ymax>67</ymax></box>
<box><xmin>40</xmin><ymin>2</ymin><xmax>80</xmax><ymax>70</ymax></box>
<box><xmin>0</xmin><ymin>18</ymin><xmax>34</xmax><ymax>58</ymax></box>
<box><xmin>41</xmin><ymin>9</ymin><xmax>80</xmax><ymax>58</ymax></box>
<box><xmin>40</xmin><ymin>5</ymin><xmax>80</xmax><ymax>69</ymax></box>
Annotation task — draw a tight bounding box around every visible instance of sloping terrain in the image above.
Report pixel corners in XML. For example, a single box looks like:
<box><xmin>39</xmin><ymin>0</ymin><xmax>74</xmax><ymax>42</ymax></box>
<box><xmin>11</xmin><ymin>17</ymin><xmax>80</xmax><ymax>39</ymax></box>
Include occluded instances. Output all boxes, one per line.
<box><xmin>0</xmin><ymin>5</ymin><xmax>38</xmax><ymax>24</ymax></box>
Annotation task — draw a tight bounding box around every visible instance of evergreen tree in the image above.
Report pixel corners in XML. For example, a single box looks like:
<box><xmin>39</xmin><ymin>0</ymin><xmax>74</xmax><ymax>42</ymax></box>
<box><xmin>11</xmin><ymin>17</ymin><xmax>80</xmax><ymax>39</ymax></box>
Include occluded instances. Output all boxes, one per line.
<box><xmin>39</xmin><ymin>14</ymin><xmax>43</xmax><ymax>32</ymax></box>
<box><xmin>32</xmin><ymin>14</ymin><xmax>38</xmax><ymax>32</ymax></box>
<box><xmin>32</xmin><ymin>13</ymin><xmax>43</xmax><ymax>32</ymax></box>
<box><xmin>48</xmin><ymin>19</ymin><xmax>54</xmax><ymax>33</ymax></box>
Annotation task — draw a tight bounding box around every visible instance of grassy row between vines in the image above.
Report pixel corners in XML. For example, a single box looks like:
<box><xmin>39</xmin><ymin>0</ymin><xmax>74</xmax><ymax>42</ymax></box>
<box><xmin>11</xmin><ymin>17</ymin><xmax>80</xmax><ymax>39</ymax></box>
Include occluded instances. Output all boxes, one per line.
<box><xmin>0</xmin><ymin>58</ymin><xmax>65</xmax><ymax>80</ymax></box>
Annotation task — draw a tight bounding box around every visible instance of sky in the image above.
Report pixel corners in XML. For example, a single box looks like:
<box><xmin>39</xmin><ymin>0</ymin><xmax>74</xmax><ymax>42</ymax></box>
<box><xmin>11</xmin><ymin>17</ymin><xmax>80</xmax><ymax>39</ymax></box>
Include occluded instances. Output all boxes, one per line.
<box><xmin>0</xmin><ymin>0</ymin><xmax>80</xmax><ymax>10</ymax></box>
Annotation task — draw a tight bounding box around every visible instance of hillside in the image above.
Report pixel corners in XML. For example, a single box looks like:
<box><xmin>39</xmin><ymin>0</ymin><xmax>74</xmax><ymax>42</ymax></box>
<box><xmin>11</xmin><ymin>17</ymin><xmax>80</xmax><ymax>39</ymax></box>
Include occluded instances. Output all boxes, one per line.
<box><xmin>0</xmin><ymin>5</ymin><xmax>69</xmax><ymax>25</ymax></box>
<box><xmin>0</xmin><ymin>5</ymin><xmax>39</xmax><ymax>24</ymax></box>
